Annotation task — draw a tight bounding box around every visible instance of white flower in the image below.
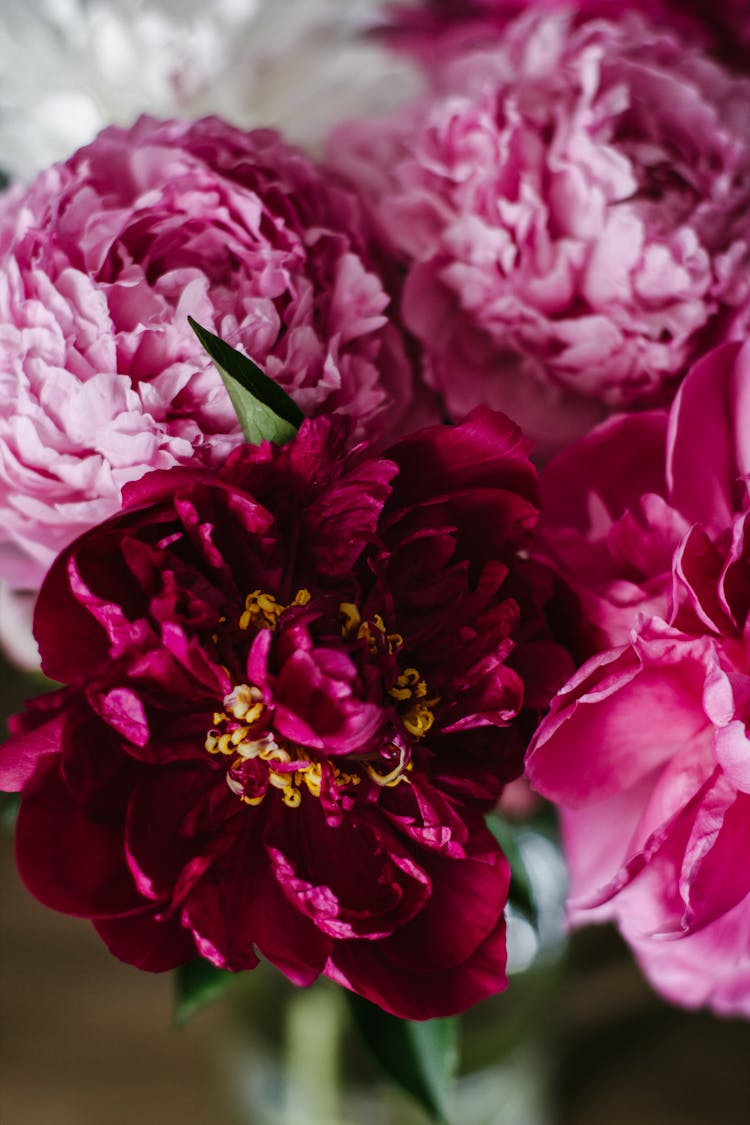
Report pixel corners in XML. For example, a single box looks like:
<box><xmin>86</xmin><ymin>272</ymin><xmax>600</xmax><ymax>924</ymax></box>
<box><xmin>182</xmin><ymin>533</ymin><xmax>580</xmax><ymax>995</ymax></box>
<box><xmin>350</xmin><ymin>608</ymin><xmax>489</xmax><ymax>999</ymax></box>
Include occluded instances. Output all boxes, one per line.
<box><xmin>0</xmin><ymin>0</ymin><xmax>421</xmax><ymax>182</ymax></box>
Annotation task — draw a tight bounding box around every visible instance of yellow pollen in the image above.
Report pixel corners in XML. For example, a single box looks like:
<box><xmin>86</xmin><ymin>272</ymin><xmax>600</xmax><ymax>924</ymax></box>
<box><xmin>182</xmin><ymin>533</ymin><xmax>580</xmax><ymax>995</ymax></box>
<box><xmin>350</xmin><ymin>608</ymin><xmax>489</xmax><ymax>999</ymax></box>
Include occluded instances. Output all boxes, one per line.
<box><xmin>357</xmin><ymin>620</ymin><xmax>380</xmax><ymax>654</ymax></box>
<box><xmin>239</xmin><ymin>588</ymin><xmax>312</xmax><ymax>632</ymax></box>
<box><xmin>339</xmin><ymin>602</ymin><xmax>361</xmax><ymax>639</ymax></box>
<box><xmin>208</xmin><ymin>689</ymin><xmax>365</xmax><ymax>810</ymax></box>
<box><xmin>234</xmin><ymin>733</ymin><xmax>277</xmax><ymax>759</ymax></box>
<box><xmin>366</xmin><ymin>748</ymin><xmax>411</xmax><ymax>788</ymax></box>
<box><xmin>224</xmin><ymin>683</ymin><xmax>264</xmax><ymax>721</ymax></box>
<box><xmin>239</xmin><ymin>590</ymin><xmax>284</xmax><ymax>631</ymax></box>
<box><xmin>387</xmin><ymin>667</ymin><xmax>437</xmax><ymax>739</ymax></box>
<box><xmin>342</xmin><ymin>607</ymin><xmax>403</xmax><ymax>655</ymax></box>
<box><xmin>401</xmin><ymin>700</ymin><xmax>437</xmax><ymax>739</ymax></box>
<box><xmin>282</xmin><ymin>787</ymin><xmax>302</xmax><ymax>808</ymax></box>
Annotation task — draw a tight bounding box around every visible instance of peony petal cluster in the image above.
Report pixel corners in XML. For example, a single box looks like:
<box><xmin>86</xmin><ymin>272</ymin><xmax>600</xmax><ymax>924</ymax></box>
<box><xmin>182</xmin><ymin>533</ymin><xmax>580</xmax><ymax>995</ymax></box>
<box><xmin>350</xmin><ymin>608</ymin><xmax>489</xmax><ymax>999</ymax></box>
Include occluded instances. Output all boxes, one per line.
<box><xmin>527</xmin><ymin>340</ymin><xmax>750</xmax><ymax>1016</ymax></box>
<box><xmin>0</xmin><ymin>408</ymin><xmax>573</xmax><ymax>1019</ymax></box>
<box><xmin>329</xmin><ymin>7</ymin><xmax>750</xmax><ymax>452</ymax></box>
<box><xmin>0</xmin><ymin>114</ymin><xmax>418</xmax><ymax>598</ymax></box>
<box><xmin>387</xmin><ymin>1</ymin><xmax>750</xmax><ymax>72</ymax></box>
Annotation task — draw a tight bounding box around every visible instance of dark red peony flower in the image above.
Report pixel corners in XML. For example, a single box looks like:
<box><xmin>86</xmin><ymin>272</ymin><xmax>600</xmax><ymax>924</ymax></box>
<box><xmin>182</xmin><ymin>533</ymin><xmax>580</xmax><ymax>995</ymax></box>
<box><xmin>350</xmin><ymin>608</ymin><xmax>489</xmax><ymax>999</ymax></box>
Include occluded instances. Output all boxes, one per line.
<box><xmin>0</xmin><ymin>408</ymin><xmax>571</xmax><ymax>1019</ymax></box>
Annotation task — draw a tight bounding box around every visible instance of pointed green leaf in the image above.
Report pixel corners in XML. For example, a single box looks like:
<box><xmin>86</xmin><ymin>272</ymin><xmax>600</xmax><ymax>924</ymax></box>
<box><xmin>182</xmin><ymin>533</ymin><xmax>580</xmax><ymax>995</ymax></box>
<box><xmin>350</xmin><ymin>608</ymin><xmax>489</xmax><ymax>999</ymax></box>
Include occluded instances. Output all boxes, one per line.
<box><xmin>188</xmin><ymin>317</ymin><xmax>303</xmax><ymax>445</ymax></box>
<box><xmin>174</xmin><ymin>959</ymin><xmax>236</xmax><ymax>1026</ymax></box>
<box><xmin>486</xmin><ymin>811</ymin><xmax>537</xmax><ymax>924</ymax></box>
<box><xmin>347</xmin><ymin>993</ymin><xmax>458</xmax><ymax>1122</ymax></box>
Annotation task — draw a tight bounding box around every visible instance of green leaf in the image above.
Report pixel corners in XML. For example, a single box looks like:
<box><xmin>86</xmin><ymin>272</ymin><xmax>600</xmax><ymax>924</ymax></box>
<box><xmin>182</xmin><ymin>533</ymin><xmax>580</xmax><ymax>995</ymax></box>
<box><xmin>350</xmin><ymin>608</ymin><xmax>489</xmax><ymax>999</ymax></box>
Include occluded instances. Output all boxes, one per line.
<box><xmin>174</xmin><ymin>959</ymin><xmax>236</xmax><ymax>1026</ymax></box>
<box><xmin>188</xmin><ymin>317</ymin><xmax>303</xmax><ymax>445</ymax></box>
<box><xmin>347</xmin><ymin>993</ymin><xmax>458</xmax><ymax>1122</ymax></box>
<box><xmin>486</xmin><ymin>812</ymin><xmax>537</xmax><ymax>925</ymax></box>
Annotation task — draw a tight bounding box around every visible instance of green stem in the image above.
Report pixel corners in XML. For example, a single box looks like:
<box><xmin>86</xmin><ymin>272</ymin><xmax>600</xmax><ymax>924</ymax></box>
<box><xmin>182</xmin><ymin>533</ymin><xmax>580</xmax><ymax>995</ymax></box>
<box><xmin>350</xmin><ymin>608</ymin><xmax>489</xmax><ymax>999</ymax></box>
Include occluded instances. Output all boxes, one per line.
<box><xmin>283</xmin><ymin>985</ymin><xmax>342</xmax><ymax>1125</ymax></box>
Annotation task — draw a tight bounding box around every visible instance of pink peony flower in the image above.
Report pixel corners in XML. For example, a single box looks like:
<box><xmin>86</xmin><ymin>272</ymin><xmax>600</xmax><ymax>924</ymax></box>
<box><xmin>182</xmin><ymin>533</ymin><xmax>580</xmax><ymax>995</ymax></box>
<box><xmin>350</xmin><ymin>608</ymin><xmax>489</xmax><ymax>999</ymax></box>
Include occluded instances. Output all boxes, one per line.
<box><xmin>387</xmin><ymin>1</ymin><xmax>750</xmax><ymax>72</ymax></box>
<box><xmin>538</xmin><ymin>340</ymin><xmax>750</xmax><ymax>650</ymax></box>
<box><xmin>0</xmin><ymin>114</ymin><xmax>419</xmax><ymax>597</ymax></box>
<box><xmin>329</xmin><ymin>8</ymin><xmax>750</xmax><ymax>453</ymax></box>
<box><xmin>526</xmin><ymin>339</ymin><xmax>750</xmax><ymax>1017</ymax></box>
<box><xmin>0</xmin><ymin>408</ymin><xmax>573</xmax><ymax>1019</ymax></box>
<box><xmin>535</xmin><ymin>408</ymin><xmax>680</xmax><ymax>654</ymax></box>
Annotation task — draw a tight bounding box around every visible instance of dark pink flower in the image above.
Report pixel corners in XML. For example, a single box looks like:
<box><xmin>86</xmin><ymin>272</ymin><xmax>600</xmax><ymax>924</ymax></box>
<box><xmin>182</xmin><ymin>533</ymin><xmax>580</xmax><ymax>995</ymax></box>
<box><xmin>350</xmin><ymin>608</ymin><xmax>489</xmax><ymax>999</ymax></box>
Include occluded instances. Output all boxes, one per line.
<box><xmin>527</xmin><ymin>340</ymin><xmax>750</xmax><ymax>1017</ymax></box>
<box><xmin>0</xmin><ymin>408</ymin><xmax>571</xmax><ymax>1019</ymax></box>
<box><xmin>330</xmin><ymin>8</ymin><xmax>750</xmax><ymax>455</ymax></box>
<box><xmin>0</xmin><ymin>114</ymin><xmax>421</xmax><ymax>597</ymax></box>
<box><xmin>538</xmin><ymin>339</ymin><xmax>750</xmax><ymax>650</ymax></box>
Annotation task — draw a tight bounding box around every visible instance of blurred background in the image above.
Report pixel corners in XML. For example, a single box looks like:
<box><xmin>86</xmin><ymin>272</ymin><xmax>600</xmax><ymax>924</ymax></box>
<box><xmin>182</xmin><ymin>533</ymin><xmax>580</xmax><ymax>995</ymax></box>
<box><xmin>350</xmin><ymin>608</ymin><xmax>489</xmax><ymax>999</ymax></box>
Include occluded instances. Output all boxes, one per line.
<box><xmin>0</xmin><ymin>0</ymin><xmax>420</xmax><ymax>184</ymax></box>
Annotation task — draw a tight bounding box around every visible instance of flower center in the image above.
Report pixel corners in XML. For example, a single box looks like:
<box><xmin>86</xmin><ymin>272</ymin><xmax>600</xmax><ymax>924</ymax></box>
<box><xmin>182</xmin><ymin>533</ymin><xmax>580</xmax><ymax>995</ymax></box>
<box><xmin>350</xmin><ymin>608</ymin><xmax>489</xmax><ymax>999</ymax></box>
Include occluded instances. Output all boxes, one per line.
<box><xmin>206</xmin><ymin>707</ymin><xmax>361</xmax><ymax>809</ymax></box>
<box><xmin>205</xmin><ymin>589</ymin><xmax>436</xmax><ymax>809</ymax></box>
<box><xmin>206</xmin><ymin>685</ymin><xmax>413</xmax><ymax>809</ymax></box>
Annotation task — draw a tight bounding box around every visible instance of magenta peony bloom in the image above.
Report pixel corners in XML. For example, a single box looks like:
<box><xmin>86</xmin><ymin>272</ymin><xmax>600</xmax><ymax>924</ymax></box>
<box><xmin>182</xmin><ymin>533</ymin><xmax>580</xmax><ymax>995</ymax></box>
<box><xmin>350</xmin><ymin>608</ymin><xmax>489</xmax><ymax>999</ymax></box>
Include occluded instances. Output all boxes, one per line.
<box><xmin>538</xmin><ymin>339</ymin><xmax>750</xmax><ymax>650</ymax></box>
<box><xmin>0</xmin><ymin>114</ymin><xmax>419</xmax><ymax>596</ymax></box>
<box><xmin>526</xmin><ymin>340</ymin><xmax>750</xmax><ymax>1017</ymax></box>
<box><xmin>536</xmin><ymin>407</ymin><xmax>679</xmax><ymax>653</ymax></box>
<box><xmin>329</xmin><ymin>8</ymin><xmax>750</xmax><ymax>452</ymax></box>
<box><xmin>0</xmin><ymin>408</ymin><xmax>572</xmax><ymax>1019</ymax></box>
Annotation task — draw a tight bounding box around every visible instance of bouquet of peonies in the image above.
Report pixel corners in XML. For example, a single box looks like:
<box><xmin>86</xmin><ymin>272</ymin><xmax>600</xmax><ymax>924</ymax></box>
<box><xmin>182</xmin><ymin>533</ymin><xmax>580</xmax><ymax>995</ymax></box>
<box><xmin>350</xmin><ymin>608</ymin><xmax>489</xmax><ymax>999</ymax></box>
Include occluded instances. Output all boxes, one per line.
<box><xmin>1</xmin><ymin>0</ymin><xmax>749</xmax><ymax>1119</ymax></box>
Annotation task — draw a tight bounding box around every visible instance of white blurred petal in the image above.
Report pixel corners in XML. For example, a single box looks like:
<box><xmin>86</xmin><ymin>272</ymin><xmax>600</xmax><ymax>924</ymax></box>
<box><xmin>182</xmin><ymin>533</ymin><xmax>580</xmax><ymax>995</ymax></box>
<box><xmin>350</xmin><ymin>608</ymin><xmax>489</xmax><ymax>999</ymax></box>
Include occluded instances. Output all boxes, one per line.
<box><xmin>0</xmin><ymin>583</ymin><xmax>39</xmax><ymax>670</ymax></box>
<box><xmin>0</xmin><ymin>0</ymin><xmax>421</xmax><ymax>182</ymax></box>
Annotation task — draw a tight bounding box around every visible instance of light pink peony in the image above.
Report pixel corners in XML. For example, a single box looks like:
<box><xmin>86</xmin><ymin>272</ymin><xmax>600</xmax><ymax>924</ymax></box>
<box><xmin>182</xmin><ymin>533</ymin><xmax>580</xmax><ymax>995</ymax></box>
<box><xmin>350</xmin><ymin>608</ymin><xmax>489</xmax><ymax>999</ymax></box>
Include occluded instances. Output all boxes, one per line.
<box><xmin>329</xmin><ymin>8</ymin><xmax>750</xmax><ymax>453</ymax></box>
<box><xmin>526</xmin><ymin>340</ymin><xmax>750</xmax><ymax>1017</ymax></box>
<box><xmin>0</xmin><ymin>114</ymin><xmax>419</xmax><ymax>598</ymax></box>
<box><xmin>386</xmin><ymin>2</ymin><xmax>750</xmax><ymax>73</ymax></box>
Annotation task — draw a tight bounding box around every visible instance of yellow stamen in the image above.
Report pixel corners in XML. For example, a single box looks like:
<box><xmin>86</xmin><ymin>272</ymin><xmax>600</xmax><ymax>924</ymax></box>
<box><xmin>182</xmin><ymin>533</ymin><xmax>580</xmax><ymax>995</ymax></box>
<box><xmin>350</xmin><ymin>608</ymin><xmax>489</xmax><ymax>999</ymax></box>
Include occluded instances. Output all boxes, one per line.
<box><xmin>357</xmin><ymin>614</ymin><xmax>387</xmax><ymax>654</ymax></box>
<box><xmin>388</xmin><ymin>667</ymin><xmax>435</xmax><ymax>737</ymax></box>
<box><xmin>234</xmin><ymin>733</ymin><xmax>277</xmax><ymax>760</ymax></box>
<box><xmin>339</xmin><ymin>602</ymin><xmax>362</xmax><ymax>639</ymax></box>
<box><xmin>401</xmin><ymin>700</ymin><xmax>437</xmax><ymax>739</ymax></box>
<box><xmin>239</xmin><ymin>589</ymin><xmax>284</xmax><ymax>632</ymax></box>
<box><xmin>366</xmin><ymin>748</ymin><xmax>411</xmax><ymax>788</ymax></box>
<box><xmin>225</xmin><ymin>683</ymin><xmax>264</xmax><ymax>721</ymax></box>
<box><xmin>239</xmin><ymin>588</ymin><xmax>312</xmax><ymax>632</ymax></box>
<box><xmin>299</xmin><ymin>760</ymin><xmax>323</xmax><ymax>798</ymax></box>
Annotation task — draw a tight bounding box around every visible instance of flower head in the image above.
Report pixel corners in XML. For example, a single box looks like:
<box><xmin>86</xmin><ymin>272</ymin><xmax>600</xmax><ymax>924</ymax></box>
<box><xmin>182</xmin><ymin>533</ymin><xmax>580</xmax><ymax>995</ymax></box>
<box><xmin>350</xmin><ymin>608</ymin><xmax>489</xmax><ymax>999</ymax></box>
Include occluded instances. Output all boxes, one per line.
<box><xmin>0</xmin><ymin>408</ymin><xmax>571</xmax><ymax>1018</ymax></box>
<box><xmin>0</xmin><ymin>114</ymin><xmax>419</xmax><ymax>595</ymax></box>
<box><xmin>330</xmin><ymin>8</ymin><xmax>750</xmax><ymax>452</ymax></box>
<box><xmin>527</xmin><ymin>340</ymin><xmax>750</xmax><ymax>1017</ymax></box>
